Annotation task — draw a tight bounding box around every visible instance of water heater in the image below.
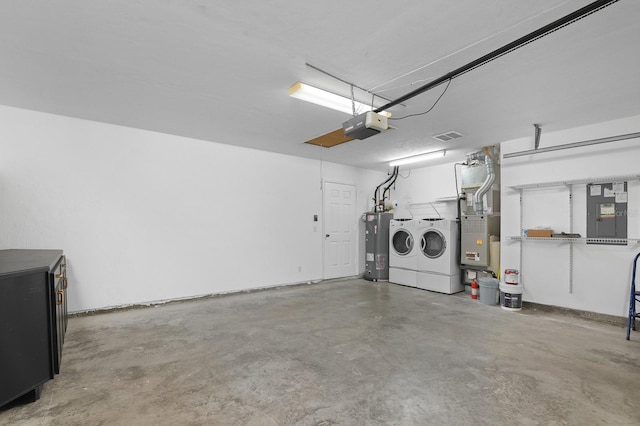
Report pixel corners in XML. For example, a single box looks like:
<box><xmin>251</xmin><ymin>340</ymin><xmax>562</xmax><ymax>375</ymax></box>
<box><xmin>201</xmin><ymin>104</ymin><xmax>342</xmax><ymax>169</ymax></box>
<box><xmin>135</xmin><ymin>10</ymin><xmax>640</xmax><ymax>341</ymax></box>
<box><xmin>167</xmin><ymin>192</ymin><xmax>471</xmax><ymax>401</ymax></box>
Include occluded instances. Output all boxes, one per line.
<box><xmin>363</xmin><ymin>212</ymin><xmax>393</xmax><ymax>281</ymax></box>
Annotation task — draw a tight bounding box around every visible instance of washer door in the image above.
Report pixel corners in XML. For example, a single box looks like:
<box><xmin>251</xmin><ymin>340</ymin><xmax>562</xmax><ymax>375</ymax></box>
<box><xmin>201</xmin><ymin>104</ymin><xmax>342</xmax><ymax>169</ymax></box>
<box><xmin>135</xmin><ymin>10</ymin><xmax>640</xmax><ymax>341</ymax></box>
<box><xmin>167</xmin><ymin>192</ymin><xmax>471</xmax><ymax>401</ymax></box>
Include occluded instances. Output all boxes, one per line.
<box><xmin>421</xmin><ymin>230</ymin><xmax>446</xmax><ymax>259</ymax></box>
<box><xmin>392</xmin><ymin>229</ymin><xmax>414</xmax><ymax>256</ymax></box>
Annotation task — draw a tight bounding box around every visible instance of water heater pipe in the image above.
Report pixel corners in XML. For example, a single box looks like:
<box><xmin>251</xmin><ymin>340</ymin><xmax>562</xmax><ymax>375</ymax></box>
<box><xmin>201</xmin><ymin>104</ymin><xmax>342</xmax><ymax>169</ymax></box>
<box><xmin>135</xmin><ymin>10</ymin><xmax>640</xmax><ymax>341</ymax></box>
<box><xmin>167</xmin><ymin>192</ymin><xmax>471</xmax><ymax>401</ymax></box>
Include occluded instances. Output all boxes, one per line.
<box><xmin>373</xmin><ymin>168</ymin><xmax>397</xmax><ymax>211</ymax></box>
<box><xmin>382</xmin><ymin>166</ymin><xmax>399</xmax><ymax>202</ymax></box>
<box><xmin>473</xmin><ymin>147</ymin><xmax>496</xmax><ymax>215</ymax></box>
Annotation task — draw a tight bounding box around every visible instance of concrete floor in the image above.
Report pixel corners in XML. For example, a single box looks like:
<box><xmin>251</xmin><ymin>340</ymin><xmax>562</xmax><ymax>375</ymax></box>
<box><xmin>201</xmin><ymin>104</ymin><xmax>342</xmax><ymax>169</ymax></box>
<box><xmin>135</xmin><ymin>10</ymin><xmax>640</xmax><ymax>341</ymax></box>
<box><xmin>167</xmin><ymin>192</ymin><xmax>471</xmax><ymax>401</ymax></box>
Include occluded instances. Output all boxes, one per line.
<box><xmin>2</xmin><ymin>278</ymin><xmax>640</xmax><ymax>425</ymax></box>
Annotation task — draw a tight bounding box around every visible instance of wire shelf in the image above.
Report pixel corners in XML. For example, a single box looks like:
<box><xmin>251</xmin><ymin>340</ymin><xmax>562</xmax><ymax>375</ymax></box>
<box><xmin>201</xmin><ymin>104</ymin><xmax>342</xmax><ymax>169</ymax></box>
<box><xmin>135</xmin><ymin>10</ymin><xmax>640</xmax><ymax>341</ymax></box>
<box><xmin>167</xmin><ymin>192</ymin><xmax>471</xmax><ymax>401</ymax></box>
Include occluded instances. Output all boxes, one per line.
<box><xmin>509</xmin><ymin>236</ymin><xmax>640</xmax><ymax>244</ymax></box>
<box><xmin>508</xmin><ymin>175</ymin><xmax>640</xmax><ymax>191</ymax></box>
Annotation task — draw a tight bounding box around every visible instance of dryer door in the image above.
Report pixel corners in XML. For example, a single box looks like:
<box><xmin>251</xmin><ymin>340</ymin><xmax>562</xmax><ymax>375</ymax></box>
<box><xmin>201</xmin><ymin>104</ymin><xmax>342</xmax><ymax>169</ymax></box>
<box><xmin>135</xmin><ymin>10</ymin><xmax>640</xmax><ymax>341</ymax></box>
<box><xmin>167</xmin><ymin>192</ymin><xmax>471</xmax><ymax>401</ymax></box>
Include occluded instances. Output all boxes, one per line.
<box><xmin>392</xmin><ymin>229</ymin><xmax>413</xmax><ymax>256</ymax></box>
<box><xmin>421</xmin><ymin>230</ymin><xmax>446</xmax><ymax>259</ymax></box>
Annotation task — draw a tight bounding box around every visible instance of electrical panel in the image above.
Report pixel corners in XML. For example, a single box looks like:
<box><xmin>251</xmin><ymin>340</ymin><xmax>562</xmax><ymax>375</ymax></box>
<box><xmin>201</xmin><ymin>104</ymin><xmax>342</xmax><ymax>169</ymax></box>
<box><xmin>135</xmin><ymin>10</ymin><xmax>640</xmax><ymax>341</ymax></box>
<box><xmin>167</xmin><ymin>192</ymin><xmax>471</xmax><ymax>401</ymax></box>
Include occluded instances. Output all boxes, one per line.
<box><xmin>586</xmin><ymin>182</ymin><xmax>628</xmax><ymax>244</ymax></box>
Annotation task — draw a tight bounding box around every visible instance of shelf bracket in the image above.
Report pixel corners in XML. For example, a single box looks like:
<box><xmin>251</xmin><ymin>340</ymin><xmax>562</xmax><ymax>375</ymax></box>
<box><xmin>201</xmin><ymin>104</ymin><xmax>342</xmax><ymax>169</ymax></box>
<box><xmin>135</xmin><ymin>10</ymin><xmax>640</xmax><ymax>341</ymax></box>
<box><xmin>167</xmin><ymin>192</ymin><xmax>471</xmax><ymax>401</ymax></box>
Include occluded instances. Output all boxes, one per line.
<box><xmin>519</xmin><ymin>189</ymin><xmax>523</xmax><ymax>288</ymax></box>
<box><xmin>568</xmin><ymin>185</ymin><xmax>574</xmax><ymax>294</ymax></box>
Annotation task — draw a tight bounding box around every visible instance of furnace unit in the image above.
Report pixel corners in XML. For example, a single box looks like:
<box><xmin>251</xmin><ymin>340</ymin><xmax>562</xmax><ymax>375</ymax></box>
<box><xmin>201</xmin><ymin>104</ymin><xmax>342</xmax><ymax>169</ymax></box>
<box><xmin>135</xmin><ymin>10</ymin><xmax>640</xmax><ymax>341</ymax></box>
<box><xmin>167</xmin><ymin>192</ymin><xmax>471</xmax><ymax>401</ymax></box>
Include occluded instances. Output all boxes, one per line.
<box><xmin>459</xmin><ymin>146</ymin><xmax>501</xmax><ymax>283</ymax></box>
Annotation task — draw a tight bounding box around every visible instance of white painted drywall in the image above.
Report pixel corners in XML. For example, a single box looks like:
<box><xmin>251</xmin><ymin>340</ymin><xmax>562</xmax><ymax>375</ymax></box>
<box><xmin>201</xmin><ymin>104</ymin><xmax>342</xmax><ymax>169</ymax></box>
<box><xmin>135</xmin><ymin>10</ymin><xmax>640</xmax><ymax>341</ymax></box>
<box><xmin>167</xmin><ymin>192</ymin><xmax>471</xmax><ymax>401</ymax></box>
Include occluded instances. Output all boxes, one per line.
<box><xmin>388</xmin><ymin>162</ymin><xmax>461</xmax><ymax>220</ymax></box>
<box><xmin>501</xmin><ymin>115</ymin><xmax>640</xmax><ymax>317</ymax></box>
<box><xmin>0</xmin><ymin>105</ymin><xmax>386</xmax><ymax>312</ymax></box>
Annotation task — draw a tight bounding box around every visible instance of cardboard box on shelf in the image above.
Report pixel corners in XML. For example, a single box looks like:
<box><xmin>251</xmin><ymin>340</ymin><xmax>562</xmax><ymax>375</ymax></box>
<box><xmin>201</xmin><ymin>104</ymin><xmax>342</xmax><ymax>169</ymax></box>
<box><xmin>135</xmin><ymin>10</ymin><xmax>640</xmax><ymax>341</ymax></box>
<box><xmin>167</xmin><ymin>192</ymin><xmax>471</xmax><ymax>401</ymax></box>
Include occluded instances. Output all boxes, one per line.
<box><xmin>526</xmin><ymin>229</ymin><xmax>553</xmax><ymax>238</ymax></box>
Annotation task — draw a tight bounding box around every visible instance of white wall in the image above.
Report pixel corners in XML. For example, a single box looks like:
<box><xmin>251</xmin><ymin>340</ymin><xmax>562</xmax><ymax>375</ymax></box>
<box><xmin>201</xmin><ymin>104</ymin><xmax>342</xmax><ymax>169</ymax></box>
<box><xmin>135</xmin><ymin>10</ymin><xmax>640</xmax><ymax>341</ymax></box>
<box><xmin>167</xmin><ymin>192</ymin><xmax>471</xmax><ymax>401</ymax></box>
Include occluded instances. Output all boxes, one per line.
<box><xmin>501</xmin><ymin>115</ymin><xmax>640</xmax><ymax>317</ymax></box>
<box><xmin>388</xmin><ymin>163</ymin><xmax>460</xmax><ymax>220</ymax></box>
<box><xmin>0</xmin><ymin>105</ymin><xmax>385</xmax><ymax>312</ymax></box>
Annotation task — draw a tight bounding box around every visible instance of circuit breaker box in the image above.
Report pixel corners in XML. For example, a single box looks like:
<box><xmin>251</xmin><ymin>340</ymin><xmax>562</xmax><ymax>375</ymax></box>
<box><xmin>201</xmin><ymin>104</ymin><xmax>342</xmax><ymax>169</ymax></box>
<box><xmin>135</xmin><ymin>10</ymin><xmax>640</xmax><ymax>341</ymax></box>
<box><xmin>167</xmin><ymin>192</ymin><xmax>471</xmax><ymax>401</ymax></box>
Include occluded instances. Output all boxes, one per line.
<box><xmin>586</xmin><ymin>182</ymin><xmax>628</xmax><ymax>244</ymax></box>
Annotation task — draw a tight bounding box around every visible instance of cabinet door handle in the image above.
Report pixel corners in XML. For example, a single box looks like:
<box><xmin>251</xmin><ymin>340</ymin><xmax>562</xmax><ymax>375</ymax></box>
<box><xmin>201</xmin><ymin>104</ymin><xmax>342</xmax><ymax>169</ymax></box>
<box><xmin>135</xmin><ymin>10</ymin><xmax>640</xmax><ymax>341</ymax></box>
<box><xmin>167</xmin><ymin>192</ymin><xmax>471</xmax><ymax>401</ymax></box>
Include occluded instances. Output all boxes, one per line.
<box><xmin>57</xmin><ymin>290</ymin><xmax>64</xmax><ymax>305</ymax></box>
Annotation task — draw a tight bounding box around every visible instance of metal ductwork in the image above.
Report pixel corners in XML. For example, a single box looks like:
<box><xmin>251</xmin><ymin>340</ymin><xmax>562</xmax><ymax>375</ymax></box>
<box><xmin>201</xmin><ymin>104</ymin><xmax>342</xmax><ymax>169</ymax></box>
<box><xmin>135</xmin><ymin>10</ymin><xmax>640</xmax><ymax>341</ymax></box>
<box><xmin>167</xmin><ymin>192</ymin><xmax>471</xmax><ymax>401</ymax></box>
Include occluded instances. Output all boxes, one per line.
<box><xmin>470</xmin><ymin>146</ymin><xmax>496</xmax><ymax>215</ymax></box>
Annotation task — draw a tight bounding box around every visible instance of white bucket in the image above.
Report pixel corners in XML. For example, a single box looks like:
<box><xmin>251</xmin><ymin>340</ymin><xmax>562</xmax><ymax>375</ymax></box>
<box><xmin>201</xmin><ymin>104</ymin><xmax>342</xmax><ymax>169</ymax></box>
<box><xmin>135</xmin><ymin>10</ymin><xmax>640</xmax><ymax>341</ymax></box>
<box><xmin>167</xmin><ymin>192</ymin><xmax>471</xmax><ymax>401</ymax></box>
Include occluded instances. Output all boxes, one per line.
<box><xmin>500</xmin><ymin>282</ymin><xmax>523</xmax><ymax>311</ymax></box>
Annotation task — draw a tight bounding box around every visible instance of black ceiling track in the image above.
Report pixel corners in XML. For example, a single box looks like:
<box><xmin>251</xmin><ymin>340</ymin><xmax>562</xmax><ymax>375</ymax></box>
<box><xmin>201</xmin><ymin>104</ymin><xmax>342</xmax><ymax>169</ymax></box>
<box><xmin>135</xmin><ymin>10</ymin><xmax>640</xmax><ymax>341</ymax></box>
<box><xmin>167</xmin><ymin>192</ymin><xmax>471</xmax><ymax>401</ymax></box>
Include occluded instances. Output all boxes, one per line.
<box><xmin>374</xmin><ymin>0</ymin><xmax>620</xmax><ymax>113</ymax></box>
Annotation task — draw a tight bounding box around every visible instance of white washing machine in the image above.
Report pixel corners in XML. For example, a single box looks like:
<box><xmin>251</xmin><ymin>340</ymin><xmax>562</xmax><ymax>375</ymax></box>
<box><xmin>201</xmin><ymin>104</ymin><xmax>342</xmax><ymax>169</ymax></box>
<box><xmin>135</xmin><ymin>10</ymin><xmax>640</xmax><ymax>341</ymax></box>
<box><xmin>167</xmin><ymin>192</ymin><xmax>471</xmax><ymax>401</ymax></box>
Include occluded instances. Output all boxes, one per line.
<box><xmin>416</xmin><ymin>218</ymin><xmax>463</xmax><ymax>294</ymax></box>
<box><xmin>389</xmin><ymin>219</ymin><xmax>417</xmax><ymax>287</ymax></box>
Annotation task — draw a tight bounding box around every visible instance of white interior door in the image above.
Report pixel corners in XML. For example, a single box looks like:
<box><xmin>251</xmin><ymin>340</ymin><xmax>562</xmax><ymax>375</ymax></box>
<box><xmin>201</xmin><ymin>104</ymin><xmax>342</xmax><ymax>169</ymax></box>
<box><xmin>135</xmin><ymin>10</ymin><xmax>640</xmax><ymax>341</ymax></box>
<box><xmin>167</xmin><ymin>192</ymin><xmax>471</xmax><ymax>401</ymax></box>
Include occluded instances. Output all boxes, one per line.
<box><xmin>323</xmin><ymin>181</ymin><xmax>357</xmax><ymax>279</ymax></box>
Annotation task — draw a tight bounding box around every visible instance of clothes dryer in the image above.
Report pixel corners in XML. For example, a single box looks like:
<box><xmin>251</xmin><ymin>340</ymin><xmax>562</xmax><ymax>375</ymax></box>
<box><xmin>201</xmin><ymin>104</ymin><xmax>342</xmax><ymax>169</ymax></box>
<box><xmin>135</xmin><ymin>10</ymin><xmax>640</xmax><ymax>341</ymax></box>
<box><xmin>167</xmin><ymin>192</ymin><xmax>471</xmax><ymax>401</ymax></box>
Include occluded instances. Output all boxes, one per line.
<box><xmin>416</xmin><ymin>218</ymin><xmax>463</xmax><ymax>294</ymax></box>
<box><xmin>389</xmin><ymin>219</ymin><xmax>417</xmax><ymax>287</ymax></box>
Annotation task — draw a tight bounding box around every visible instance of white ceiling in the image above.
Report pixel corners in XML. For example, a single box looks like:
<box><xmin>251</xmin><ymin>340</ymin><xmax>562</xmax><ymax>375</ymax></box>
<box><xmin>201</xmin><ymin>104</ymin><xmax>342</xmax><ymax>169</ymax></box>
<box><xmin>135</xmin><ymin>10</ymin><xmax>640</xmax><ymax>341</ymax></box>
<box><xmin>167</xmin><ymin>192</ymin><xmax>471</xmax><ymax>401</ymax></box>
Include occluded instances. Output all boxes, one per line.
<box><xmin>1</xmin><ymin>0</ymin><xmax>638</xmax><ymax>171</ymax></box>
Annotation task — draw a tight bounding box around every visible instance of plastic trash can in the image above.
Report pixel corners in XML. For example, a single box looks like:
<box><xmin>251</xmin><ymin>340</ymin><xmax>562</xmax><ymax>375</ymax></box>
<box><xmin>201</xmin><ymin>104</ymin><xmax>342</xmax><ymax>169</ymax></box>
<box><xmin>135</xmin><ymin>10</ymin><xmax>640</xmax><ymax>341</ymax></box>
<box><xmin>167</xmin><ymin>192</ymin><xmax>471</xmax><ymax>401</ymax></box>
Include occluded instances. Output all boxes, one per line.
<box><xmin>478</xmin><ymin>277</ymin><xmax>500</xmax><ymax>305</ymax></box>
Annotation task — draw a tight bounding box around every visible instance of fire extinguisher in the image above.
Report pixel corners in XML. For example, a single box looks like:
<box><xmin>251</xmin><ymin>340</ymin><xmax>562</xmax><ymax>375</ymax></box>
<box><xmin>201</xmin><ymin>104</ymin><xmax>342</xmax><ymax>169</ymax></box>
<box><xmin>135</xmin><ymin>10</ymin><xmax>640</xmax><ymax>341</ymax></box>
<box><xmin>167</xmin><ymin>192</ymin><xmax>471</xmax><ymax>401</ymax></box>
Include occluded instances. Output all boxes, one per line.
<box><xmin>471</xmin><ymin>279</ymin><xmax>479</xmax><ymax>300</ymax></box>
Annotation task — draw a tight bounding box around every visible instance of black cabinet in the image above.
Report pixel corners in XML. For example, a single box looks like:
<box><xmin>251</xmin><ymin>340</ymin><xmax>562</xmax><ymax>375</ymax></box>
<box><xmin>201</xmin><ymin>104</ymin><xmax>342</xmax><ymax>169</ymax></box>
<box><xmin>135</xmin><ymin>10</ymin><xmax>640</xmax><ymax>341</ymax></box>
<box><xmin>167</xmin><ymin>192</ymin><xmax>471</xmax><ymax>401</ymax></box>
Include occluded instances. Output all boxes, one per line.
<box><xmin>0</xmin><ymin>250</ymin><xmax>68</xmax><ymax>408</ymax></box>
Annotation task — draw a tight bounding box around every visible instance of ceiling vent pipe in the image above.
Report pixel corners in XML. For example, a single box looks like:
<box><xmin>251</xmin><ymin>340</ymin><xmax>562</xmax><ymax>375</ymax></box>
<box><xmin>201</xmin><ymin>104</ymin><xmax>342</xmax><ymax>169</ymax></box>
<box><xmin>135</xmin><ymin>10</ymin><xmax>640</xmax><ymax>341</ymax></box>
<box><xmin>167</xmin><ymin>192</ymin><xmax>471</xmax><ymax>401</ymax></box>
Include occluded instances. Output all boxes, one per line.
<box><xmin>468</xmin><ymin>146</ymin><xmax>496</xmax><ymax>215</ymax></box>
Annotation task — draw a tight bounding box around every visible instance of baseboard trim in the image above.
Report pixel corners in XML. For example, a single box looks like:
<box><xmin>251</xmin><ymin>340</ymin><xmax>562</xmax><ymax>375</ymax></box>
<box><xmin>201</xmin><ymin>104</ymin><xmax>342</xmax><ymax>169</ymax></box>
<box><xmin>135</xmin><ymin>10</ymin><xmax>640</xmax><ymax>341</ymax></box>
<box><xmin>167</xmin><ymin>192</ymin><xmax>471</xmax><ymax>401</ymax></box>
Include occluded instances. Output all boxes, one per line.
<box><xmin>69</xmin><ymin>276</ymin><xmax>362</xmax><ymax>318</ymax></box>
<box><xmin>522</xmin><ymin>301</ymin><xmax>627</xmax><ymax>327</ymax></box>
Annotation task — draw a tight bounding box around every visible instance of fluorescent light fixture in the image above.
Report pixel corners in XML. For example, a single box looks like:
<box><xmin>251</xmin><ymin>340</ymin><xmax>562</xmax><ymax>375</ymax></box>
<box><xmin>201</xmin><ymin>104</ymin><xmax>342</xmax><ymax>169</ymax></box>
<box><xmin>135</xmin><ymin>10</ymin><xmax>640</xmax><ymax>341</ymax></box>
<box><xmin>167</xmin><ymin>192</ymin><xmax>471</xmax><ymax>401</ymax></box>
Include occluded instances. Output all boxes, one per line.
<box><xmin>389</xmin><ymin>149</ymin><xmax>446</xmax><ymax>167</ymax></box>
<box><xmin>288</xmin><ymin>81</ymin><xmax>389</xmax><ymax>117</ymax></box>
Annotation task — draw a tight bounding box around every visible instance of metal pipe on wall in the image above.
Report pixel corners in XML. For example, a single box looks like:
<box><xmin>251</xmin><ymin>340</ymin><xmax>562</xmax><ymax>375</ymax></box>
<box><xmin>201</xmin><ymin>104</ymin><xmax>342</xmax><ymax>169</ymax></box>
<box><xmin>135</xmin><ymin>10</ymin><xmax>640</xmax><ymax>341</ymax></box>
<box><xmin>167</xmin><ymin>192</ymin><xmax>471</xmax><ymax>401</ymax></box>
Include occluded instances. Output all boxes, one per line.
<box><xmin>503</xmin><ymin>132</ymin><xmax>640</xmax><ymax>159</ymax></box>
<box><xmin>472</xmin><ymin>146</ymin><xmax>496</xmax><ymax>215</ymax></box>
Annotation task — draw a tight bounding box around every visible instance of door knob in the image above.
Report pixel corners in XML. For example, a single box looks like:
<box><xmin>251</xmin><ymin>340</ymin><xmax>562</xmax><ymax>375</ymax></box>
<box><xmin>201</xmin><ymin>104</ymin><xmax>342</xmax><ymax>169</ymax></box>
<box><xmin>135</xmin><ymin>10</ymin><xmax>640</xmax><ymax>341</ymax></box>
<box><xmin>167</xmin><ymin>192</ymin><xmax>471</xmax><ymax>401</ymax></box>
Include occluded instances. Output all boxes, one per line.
<box><xmin>325</xmin><ymin>234</ymin><xmax>330</xmax><ymax>238</ymax></box>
